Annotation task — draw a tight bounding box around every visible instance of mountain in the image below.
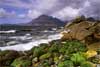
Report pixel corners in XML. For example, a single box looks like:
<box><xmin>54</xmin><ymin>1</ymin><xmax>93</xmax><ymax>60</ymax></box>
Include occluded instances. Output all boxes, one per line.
<box><xmin>27</xmin><ymin>15</ymin><xmax>65</xmax><ymax>27</ymax></box>
<box><xmin>0</xmin><ymin>15</ymin><xmax>65</xmax><ymax>31</ymax></box>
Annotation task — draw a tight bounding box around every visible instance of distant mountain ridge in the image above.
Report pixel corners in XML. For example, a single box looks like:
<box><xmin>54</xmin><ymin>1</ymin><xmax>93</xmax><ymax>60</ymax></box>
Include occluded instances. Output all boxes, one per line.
<box><xmin>0</xmin><ymin>15</ymin><xmax>65</xmax><ymax>31</ymax></box>
<box><xmin>27</xmin><ymin>15</ymin><xmax>65</xmax><ymax>27</ymax></box>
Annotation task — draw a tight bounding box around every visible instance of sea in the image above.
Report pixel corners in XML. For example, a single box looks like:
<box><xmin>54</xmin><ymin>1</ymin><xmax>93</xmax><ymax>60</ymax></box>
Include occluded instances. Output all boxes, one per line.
<box><xmin>0</xmin><ymin>30</ymin><xmax>63</xmax><ymax>51</ymax></box>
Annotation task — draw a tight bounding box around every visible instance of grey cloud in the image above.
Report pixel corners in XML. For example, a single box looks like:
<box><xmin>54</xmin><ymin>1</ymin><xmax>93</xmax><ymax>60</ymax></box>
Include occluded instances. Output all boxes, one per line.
<box><xmin>33</xmin><ymin>0</ymin><xmax>86</xmax><ymax>14</ymax></box>
<box><xmin>30</xmin><ymin>0</ymin><xmax>88</xmax><ymax>20</ymax></box>
<box><xmin>0</xmin><ymin>8</ymin><xmax>27</xmax><ymax>19</ymax></box>
<box><xmin>80</xmin><ymin>0</ymin><xmax>100</xmax><ymax>19</ymax></box>
<box><xmin>52</xmin><ymin>0</ymin><xmax>100</xmax><ymax>20</ymax></box>
<box><xmin>1</xmin><ymin>0</ymin><xmax>100</xmax><ymax>21</ymax></box>
<box><xmin>58</xmin><ymin>0</ymin><xmax>86</xmax><ymax>8</ymax></box>
<box><xmin>0</xmin><ymin>8</ymin><xmax>16</xmax><ymax>18</ymax></box>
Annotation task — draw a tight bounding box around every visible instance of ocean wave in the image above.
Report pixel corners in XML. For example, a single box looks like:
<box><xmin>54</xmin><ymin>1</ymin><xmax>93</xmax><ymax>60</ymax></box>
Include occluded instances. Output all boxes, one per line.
<box><xmin>0</xmin><ymin>33</ymin><xmax>63</xmax><ymax>51</ymax></box>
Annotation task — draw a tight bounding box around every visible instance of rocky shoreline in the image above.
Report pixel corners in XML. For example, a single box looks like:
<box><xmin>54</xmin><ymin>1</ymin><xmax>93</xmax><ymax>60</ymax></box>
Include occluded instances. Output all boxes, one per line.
<box><xmin>0</xmin><ymin>16</ymin><xmax>100</xmax><ymax>67</ymax></box>
<box><xmin>0</xmin><ymin>39</ymin><xmax>100</xmax><ymax>67</ymax></box>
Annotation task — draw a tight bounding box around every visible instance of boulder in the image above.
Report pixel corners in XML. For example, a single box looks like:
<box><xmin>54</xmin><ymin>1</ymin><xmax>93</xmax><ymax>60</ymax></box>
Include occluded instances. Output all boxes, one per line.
<box><xmin>0</xmin><ymin>50</ymin><xmax>20</xmax><ymax>66</ymax></box>
<box><xmin>62</xmin><ymin>17</ymin><xmax>100</xmax><ymax>45</ymax></box>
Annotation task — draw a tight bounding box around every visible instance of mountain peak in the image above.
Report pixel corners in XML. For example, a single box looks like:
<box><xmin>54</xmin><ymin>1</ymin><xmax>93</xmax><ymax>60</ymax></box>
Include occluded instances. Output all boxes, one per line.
<box><xmin>38</xmin><ymin>15</ymin><xmax>49</xmax><ymax>18</ymax></box>
<box><xmin>35</xmin><ymin>14</ymin><xmax>56</xmax><ymax>21</ymax></box>
<box><xmin>27</xmin><ymin>15</ymin><xmax>65</xmax><ymax>27</ymax></box>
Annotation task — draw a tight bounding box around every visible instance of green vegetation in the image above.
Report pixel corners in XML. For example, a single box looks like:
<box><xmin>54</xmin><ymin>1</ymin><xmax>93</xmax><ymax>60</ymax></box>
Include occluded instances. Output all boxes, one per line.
<box><xmin>80</xmin><ymin>61</ymin><xmax>94</xmax><ymax>67</ymax></box>
<box><xmin>70</xmin><ymin>52</ymin><xmax>86</xmax><ymax>65</ymax></box>
<box><xmin>58</xmin><ymin>60</ymin><xmax>74</xmax><ymax>67</ymax></box>
<box><xmin>0</xmin><ymin>40</ymin><xmax>99</xmax><ymax>67</ymax></box>
<box><xmin>11</xmin><ymin>57</ymin><xmax>31</xmax><ymax>67</ymax></box>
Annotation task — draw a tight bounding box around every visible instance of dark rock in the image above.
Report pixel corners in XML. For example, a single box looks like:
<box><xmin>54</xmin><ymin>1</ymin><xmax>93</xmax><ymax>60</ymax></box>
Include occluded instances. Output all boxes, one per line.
<box><xmin>0</xmin><ymin>50</ymin><xmax>20</xmax><ymax>66</ymax></box>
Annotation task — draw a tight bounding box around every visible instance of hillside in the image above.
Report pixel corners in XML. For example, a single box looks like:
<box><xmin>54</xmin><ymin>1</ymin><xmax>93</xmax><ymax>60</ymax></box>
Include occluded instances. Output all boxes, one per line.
<box><xmin>27</xmin><ymin>15</ymin><xmax>65</xmax><ymax>27</ymax></box>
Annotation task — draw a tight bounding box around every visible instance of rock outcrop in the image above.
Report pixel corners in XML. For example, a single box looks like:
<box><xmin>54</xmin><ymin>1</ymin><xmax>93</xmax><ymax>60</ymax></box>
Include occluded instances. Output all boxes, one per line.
<box><xmin>61</xmin><ymin>16</ymin><xmax>100</xmax><ymax>47</ymax></box>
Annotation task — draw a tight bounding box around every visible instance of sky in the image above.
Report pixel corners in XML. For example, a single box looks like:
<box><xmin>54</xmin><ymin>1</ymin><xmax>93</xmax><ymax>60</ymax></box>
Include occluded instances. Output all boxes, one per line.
<box><xmin>0</xmin><ymin>0</ymin><xmax>100</xmax><ymax>24</ymax></box>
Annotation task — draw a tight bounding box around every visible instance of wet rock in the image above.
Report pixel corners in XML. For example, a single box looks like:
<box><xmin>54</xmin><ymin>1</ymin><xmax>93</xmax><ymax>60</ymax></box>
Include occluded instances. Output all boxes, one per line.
<box><xmin>0</xmin><ymin>50</ymin><xmax>20</xmax><ymax>66</ymax></box>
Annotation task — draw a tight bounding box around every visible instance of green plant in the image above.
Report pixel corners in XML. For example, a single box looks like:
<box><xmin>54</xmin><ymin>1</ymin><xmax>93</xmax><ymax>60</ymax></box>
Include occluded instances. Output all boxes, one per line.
<box><xmin>33</xmin><ymin>47</ymin><xmax>45</xmax><ymax>57</ymax></box>
<box><xmin>39</xmin><ymin>53</ymin><xmax>51</xmax><ymax>60</ymax></box>
<box><xmin>58</xmin><ymin>60</ymin><xmax>74</xmax><ymax>67</ymax></box>
<box><xmin>49</xmin><ymin>44</ymin><xmax>59</xmax><ymax>52</ymax></box>
<box><xmin>11</xmin><ymin>57</ymin><xmax>31</xmax><ymax>67</ymax></box>
<box><xmin>80</xmin><ymin>61</ymin><xmax>94</xmax><ymax>67</ymax></box>
<box><xmin>62</xmin><ymin>40</ymin><xmax>87</xmax><ymax>54</ymax></box>
<box><xmin>71</xmin><ymin>52</ymin><xmax>86</xmax><ymax>65</ymax></box>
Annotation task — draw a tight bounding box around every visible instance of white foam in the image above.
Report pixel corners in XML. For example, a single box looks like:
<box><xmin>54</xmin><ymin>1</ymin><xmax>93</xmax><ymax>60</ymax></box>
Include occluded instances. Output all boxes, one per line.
<box><xmin>0</xmin><ymin>33</ymin><xmax>63</xmax><ymax>51</ymax></box>
<box><xmin>0</xmin><ymin>30</ymin><xmax>16</xmax><ymax>33</ymax></box>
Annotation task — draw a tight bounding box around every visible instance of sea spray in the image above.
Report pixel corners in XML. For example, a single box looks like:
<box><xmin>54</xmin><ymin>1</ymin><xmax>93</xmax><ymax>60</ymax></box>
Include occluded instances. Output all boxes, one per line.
<box><xmin>0</xmin><ymin>33</ymin><xmax>63</xmax><ymax>51</ymax></box>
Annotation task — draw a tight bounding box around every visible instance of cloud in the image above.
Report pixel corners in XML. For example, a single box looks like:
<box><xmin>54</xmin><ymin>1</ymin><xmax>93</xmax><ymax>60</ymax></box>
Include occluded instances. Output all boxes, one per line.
<box><xmin>52</xmin><ymin>7</ymin><xmax>80</xmax><ymax>20</ymax></box>
<box><xmin>0</xmin><ymin>8</ymin><xmax>16</xmax><ymax>18</ymax></box>
<box><xmin>25</xmin><ymin>0</ymin><xmax>86</xmax><ymax>20</ymax></box>
<box><xmin>0</xmin><ymin>0</ymin><xmax>34</xmax><ymax>9</ymax></box>
<box><xmin>0</xmin><ymin>8</ymin><xmax>31</xmax><ymax>24</ymax></box>
<box><xmin>34</xmin><ymin>0</ymin><xmax>58</xmax><ymax>13</ymax></box>
<box><xmin>27</xmin><ymin>10</ymin><xmax>42</xmax><ymax>19</ymax></box>
<box><xmin>1</xmin><ymin>0</ymin><xmax>100</xmax><ymax>23</ymax></box>
<box><xmin>17</xmin><ymin>10</ymin><xmax>42</xmax><ymax>19</ymax></box>
<box><xmin>0</xmin><ymin>0</ymin><xmax>64</xmax><ymax>17</ymax></box>
<box><xmin>79</xmin><ymin>0</ymin><xmax>100</xmax><ymax>19</ymax></box>
<box><xmin>18</xmin><ymin>14</ymin><xmax>26</xmax><ymax>18</ymax></box>
<box><xmin>0</xmin><ymin>8</ymin><xmax>6</xmax><ymax>18</ymax></box>
<box><xmin>0</xmin><ymin>0</ymin><xmax>86</xmax><ymax>13</ymax></box>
